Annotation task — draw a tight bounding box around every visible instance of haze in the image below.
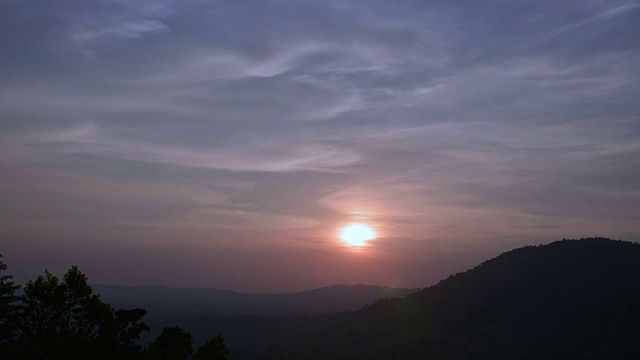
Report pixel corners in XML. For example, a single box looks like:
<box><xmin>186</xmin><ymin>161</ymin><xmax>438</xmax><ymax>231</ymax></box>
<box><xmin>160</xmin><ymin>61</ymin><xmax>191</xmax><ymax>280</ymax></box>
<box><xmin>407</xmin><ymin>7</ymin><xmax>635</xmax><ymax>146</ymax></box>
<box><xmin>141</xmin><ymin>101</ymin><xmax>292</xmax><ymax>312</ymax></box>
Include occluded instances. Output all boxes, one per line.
<box><xmin>1</xmin><ymin>0</ymin><xmax>639</xmax><ymax>292</ymax></box>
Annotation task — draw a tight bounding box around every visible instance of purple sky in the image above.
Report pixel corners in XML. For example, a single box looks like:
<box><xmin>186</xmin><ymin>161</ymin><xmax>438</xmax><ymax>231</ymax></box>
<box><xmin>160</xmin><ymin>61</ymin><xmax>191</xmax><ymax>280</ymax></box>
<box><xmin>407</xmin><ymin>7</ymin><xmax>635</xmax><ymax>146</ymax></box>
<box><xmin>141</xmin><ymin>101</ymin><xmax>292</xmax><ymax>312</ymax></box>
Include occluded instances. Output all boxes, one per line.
<box><xmin>1</xmin><ymin>0</ymin><xmax>640</xmax><ymax>292</ymax></box>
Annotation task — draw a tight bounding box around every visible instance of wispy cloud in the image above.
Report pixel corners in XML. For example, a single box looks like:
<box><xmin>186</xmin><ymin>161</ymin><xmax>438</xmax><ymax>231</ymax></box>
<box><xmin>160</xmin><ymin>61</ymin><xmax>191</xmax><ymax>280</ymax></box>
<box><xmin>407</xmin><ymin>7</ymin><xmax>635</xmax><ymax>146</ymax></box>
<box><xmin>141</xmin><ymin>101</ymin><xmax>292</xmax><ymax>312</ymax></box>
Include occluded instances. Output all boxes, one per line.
<box><xmin>71</xmin><ymin>19</ymin><xmax>169</xmax><ymax>42</ymax></box>
<box><xmin>548</xmin><ymin>1</ymin><xmax>640</xmax><ymax>38</ymax></box>
<box><xmin>18</xmin><ymin>123</ymin><xmax>360</xmax><ymax>173</ymax></box>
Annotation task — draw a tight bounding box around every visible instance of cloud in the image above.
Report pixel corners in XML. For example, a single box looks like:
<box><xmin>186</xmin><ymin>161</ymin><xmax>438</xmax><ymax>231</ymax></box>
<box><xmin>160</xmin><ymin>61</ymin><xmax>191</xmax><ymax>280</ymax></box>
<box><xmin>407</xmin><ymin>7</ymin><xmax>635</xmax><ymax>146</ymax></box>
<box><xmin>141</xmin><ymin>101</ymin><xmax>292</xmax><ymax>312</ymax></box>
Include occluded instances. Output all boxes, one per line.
<box><xmin>14</xmin><ymin>122</ymin><xmax>360</xmax><ymax>173</ymax></box>
<box><xmin>71</xmin><ymin>19</ymin><xmax>168</xmax><ymax>42</ymax></box>
<box><xmin>547</xmin><ymin>1</ymin><xmax>640</xmax><ymax>38</ymax></box>
<box><xmin>1</xmin><ymin>0</ymin><xmax>639</xmax><ymax>290</ymax></box>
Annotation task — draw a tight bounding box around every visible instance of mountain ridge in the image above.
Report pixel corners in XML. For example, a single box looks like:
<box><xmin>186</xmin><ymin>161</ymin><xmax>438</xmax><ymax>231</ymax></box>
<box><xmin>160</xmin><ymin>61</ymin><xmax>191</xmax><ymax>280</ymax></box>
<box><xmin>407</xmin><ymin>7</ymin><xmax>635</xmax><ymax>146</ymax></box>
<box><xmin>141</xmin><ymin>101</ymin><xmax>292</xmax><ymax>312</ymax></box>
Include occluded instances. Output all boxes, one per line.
<box><xmin>94</xmin><ymin>283</ymin><xmax>416</xmax><ymax>296</ymax></box>
<box><xmin>231</xmin><ymin>237</ymin><xmax>640</xmax><ymax>359</ymax></box>
<box><xmin>93</xmin><ymin>283</ymin><xmax>416</xmax><ymax>317</ymax></box>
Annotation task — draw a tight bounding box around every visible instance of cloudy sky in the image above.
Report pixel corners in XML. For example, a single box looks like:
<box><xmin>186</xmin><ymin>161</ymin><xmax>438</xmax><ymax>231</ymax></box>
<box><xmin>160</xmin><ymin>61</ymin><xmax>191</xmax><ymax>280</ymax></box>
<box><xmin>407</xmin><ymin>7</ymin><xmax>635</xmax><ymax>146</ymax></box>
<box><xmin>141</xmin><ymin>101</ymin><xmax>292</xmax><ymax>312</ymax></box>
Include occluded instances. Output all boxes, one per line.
<box><xmin>1</xmin><ymin>0</ymin><xmax>639</xmax><ymax>292</ymax></box>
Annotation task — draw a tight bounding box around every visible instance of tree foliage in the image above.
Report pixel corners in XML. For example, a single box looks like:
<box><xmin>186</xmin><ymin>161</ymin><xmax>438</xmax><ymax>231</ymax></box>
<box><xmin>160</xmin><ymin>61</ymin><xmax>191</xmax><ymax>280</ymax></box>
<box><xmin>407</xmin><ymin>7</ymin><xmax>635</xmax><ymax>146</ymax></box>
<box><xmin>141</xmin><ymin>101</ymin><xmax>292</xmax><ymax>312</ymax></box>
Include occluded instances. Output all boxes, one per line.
<box><xmin>146</xmin><ymin>326</ymin><xmax>194</xmax><ymax>360</ymax></box>
<box><xmin>5</xmin><ymin>264</ymin><xmax>153</xmax><ymax>359</ymax></box>
<box><xmin>17</xmin><ymin>266</ymin><xmax>119</xmax><ymax>359</ymax></box>
<box><xmin>194</xmin><ymin>335</ymin><xmax>229</xmax><ymax>360</ymax></box>
<box><xmin>0</xmin><ymin>255</ymin><xmax>20</xmax><ymax>357</ymax></box>
<box><xmin>116</xmin><ymin>307</ymin><xmax>151</xmax><ymax>357</ymax></box>
<box><xmin>0</xmin><ymin>256</ymin><xmax>228</xmax><ymax>360</ymax></box>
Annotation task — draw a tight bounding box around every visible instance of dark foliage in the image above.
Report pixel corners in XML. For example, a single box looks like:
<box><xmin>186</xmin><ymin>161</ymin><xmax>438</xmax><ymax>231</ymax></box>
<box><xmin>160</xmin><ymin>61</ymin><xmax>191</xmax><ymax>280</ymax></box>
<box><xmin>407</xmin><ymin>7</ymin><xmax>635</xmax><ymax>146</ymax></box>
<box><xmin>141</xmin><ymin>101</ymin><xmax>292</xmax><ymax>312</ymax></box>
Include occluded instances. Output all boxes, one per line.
<box><xmin>194</xmin><ymin>335</ymin><xmax>229</xmax><ymax>360</ymax></box>
<box><xmin>12</xmin><ymin>266</ymin><xmax>146</xmax><ymax>359</ymax></box>
<box><xmin>116</xmin><ymin>308</ymin><xmax>152</xmax><ymax>358</ymax></box>
<box><xmin>0</xmin><ymin>255</ymin><xmax>20</xmax><ymax>357</ymax></box>
<box><xmin>19</xmin><ymin>268</ymin><xmax>109</xmax><ymax>358</ymax></box>
<box><xmin>146</xmin><ymin>326</ymin><xmax>194</xmax><ymax>360</ymax></box>
<box><xmin>232</xmin><ymin>238</ymin><xmax>640</xmax><ymax>359</ymax></box>
<box><xmin>0</xmin><ymin>259</ymin><xmax>228</xmax><ymax>360</ymax></box>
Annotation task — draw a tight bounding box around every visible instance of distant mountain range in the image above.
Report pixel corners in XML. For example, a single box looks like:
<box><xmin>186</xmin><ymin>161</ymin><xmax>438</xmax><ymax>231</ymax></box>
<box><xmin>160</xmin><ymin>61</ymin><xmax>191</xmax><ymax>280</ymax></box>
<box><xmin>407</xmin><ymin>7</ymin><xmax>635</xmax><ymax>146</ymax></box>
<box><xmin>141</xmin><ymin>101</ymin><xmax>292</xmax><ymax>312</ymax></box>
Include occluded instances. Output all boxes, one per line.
<box><xmin>93</xmin><ymin>283</ymin><xmax>416</xmax><ymax>317</ymax></box>
<box><xmin>95</xmin><ymin>238</ymin><xmax>640</xmax><ymax>359</ymax></box>
<box><xmin>228</xmin><ymin>238</ymin><xmax>640</xmax><ymax>359</ymax></box>
<box><xmin>93</xmin><ymin>283</ymin><xmax>416</xmax><ymax>346</ymax></box>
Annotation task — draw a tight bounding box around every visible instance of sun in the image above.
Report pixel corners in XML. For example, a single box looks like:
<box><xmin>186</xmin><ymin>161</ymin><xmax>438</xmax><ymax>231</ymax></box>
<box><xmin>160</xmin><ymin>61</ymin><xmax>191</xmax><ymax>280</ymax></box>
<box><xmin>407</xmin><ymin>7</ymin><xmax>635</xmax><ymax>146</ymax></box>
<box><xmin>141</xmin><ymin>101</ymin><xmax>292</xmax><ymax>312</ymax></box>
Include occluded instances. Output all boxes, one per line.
<box><xmin>339</xmin><ymin>223</ymin><xmax>376</xmax><ymax>247</ymax></box>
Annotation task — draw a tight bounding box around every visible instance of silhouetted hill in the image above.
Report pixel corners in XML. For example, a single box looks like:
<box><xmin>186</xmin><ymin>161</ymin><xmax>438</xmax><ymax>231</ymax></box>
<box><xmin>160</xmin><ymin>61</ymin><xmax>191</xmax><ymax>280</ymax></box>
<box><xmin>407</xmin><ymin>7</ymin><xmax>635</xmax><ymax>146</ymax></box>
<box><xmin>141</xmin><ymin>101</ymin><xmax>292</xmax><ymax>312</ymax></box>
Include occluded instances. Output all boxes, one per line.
<box><xmin>231</xmin><ymin>238</ymin><xmax>640</xmax><ymax>359</ymax></box>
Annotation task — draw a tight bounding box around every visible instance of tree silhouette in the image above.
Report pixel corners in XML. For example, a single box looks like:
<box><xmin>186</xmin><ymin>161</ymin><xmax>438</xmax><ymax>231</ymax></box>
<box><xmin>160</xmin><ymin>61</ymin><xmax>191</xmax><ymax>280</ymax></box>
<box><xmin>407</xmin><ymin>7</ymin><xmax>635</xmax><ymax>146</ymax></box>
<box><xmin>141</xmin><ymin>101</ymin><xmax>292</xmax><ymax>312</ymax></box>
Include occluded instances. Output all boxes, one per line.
<box><xmin>17</xmin><ymin>266</ymin><xmax>119</xmax><ymax>359</ymax></box>
<box><xmin>13</xmin><ymin>266</ymin><xmax>154</xmax><ymax>359</ymax></box>
<box><xmin>0</xmin><ymin>255</ymin><xmax>20</xmax><ymax>358</ymax></box>
<box><xmin>0</xmin><ymin>258</ymin><xmax>242</xmax><ymax>359</ymax></box>
<box><xmin>194</xmin><ymin>334</ymin><xmax>229</xmax><ymax>360</ymax></box>
<box><xmin>116</xmin><ymin>307</ymin><xmax>150</xmax><ymax>357</ymax></box>
<box><xmin>146</xmin><ymin>326</ymin><xmax>194</xmax><ymax>360</ymax></box>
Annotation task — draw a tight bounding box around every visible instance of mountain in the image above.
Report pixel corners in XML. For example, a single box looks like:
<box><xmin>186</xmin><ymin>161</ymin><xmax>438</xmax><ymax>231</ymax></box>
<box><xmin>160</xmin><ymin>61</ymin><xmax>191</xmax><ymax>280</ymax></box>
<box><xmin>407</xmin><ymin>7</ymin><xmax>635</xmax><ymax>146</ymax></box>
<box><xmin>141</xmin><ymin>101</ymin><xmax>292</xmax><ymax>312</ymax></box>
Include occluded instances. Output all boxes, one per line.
<box><xmin>93</xmin><ymin>283</ymin><xmax>415</xmax><ymax>346</ymax></box>
<box><xmin>93</xmin><ymin>283</ymin><xmax>416</xmax><ymax>317</ymax></box>
<box><xmin>231</xmin><ymin>238</ymin><xmax>640</xmax><ymax>359</ymax></box>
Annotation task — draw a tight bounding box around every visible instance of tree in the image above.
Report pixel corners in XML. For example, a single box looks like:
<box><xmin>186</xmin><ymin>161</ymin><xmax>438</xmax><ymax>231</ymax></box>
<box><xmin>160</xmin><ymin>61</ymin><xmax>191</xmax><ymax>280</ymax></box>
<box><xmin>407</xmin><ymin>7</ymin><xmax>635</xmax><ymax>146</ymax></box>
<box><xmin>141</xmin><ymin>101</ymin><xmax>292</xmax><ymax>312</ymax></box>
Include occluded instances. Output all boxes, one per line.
<box><xmin>116</xmin><ymin>308</ymin><xmax>150</xmax><ymax>358</ymax></box>
<box><xmin>0</xmin><ymin>254</ymin><xmax>20</xmax><ymax>357</ymax></box>
<box><xmin>146</xmin><ymin>326</ymin><xmax>194</xmax><ymax>360</ymax></box>
<box><xmin>194</xmin><ymin>335</ymin><xmax>229</xmax><ymax>360</ymax></box>
<box><xmin>17</xmin><ymin>266</ymin><xmax>119</xmax><ymax>359</ymax></box>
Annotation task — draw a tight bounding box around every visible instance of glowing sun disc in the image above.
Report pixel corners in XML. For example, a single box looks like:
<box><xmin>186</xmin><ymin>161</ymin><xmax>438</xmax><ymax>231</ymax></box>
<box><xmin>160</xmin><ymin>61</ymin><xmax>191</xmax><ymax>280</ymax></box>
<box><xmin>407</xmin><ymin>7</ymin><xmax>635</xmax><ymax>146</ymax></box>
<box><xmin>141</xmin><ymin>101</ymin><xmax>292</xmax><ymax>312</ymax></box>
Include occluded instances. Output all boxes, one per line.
<box><xmin>339</xmin><ymin>223</ymin><xmax>376</xmax><ymax>247</ymax></box>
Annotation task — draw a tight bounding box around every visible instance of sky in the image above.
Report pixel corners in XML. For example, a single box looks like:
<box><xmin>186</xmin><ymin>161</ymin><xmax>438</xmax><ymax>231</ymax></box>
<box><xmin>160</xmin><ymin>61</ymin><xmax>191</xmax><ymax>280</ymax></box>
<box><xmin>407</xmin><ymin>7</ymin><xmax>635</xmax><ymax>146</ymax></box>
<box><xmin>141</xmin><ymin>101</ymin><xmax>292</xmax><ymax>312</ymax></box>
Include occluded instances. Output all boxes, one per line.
<box><xmin>1</xmin><ymin>0</ymin><xmax>639</xmax><ymax>292</ymax></box>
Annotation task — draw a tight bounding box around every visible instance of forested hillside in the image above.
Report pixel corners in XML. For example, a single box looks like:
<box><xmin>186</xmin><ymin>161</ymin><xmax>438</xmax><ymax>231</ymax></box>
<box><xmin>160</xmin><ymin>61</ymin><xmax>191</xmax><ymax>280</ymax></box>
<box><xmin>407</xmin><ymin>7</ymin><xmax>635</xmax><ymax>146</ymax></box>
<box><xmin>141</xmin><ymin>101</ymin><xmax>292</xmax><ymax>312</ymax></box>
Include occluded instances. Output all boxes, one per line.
<box><xmin>231</xmin><ymin>238</ymin><xmax>640</xmax><ymax>359</ymax></box>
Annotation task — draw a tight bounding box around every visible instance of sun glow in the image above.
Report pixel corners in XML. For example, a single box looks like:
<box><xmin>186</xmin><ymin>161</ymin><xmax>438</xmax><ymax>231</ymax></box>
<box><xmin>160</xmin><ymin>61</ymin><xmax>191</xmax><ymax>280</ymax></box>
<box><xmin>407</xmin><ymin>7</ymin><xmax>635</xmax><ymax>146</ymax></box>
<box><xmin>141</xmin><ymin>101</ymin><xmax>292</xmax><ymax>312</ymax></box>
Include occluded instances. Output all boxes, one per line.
<box><xmin>339</xmin><ymin>223</ymin><xmax>376</xmax><ymax>247</ymax></box>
